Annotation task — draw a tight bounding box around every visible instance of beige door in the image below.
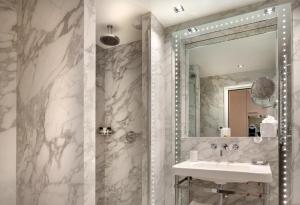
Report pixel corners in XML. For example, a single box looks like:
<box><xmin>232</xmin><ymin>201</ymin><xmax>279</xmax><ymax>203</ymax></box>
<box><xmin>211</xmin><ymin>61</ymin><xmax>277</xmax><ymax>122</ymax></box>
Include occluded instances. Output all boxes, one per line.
<box><xmin>228</xmin><ymin>89</ymin><xmax>248</xmax><ymax>137</ymax></box>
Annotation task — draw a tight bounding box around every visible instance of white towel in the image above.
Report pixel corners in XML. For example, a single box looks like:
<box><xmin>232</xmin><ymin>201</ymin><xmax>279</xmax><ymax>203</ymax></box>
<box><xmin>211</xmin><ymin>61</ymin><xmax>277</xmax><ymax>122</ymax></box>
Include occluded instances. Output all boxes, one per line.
<box><xmin>189</xmin><ymin>201</ymin><xmax>212</xmax><ymax>205</ymax></box>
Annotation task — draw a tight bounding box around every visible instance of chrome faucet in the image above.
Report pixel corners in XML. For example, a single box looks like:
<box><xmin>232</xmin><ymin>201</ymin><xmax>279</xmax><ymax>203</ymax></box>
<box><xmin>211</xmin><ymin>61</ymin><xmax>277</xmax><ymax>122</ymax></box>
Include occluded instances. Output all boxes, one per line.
<box><xmin>210</xmin><ymin>143</ymin><xmax>239</xmax><ymax>157</ymax></box>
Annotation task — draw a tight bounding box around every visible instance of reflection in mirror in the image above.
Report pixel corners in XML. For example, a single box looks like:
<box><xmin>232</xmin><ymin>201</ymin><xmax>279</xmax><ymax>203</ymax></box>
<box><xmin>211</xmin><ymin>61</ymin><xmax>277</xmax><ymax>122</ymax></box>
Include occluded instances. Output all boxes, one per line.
<box><xmin>186</xmin><ymin>31</ymin><xmax>278</xmax><ymax>137</ymax></box>
<box><xmin>251</xmin><ymin>77</ymin><xmax>276</xmax><ymax>108</ymax></box>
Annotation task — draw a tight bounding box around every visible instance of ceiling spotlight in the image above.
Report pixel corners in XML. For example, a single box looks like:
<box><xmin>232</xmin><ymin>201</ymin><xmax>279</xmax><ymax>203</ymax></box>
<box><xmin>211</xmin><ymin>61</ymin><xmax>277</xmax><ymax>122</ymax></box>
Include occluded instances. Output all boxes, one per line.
<box><xmin>174</xmin><ymin>5</ymin><xmax>184</xmax><ymax>13</ymax></box>
<box><xmin>187</xmin><ymin>27</ymin><xmax>199</xmax><ymax>34</ymax></box>
<box><xmin>237</xmin><ymin>64</ymin><xmax>244</xmax><ymax>69</ymax></box>
<box><xmin>264</xmin><ymin>7</ymin><xmax>275</xmax><ymax>15</ymax></box>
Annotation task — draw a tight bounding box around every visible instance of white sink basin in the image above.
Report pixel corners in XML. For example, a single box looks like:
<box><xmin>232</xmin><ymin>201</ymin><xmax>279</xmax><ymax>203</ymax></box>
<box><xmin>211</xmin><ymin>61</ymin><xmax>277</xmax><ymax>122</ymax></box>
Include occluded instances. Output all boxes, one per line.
<box><xmin>172</xmin><ymin>160</ymin><xmax>272</xmax><ymax>184</ymax></box>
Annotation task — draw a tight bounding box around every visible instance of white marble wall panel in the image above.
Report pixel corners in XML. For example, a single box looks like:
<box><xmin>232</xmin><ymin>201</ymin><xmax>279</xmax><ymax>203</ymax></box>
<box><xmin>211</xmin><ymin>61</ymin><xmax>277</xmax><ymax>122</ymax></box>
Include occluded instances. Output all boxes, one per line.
<box><xmin>164</xmin><ymin>32</ymin><xmax>175</xmax><ymax>205</ymax></box>
<box><xmin>0</xmin><ymin>0</ymin><xmax>16</xmax><ymax>204</ymax></box>
<box><xmin>96</xmin><ymin>46</ymin><xmax>106</xmax><ymax>128</ymax></box>
<box><xmin>83</xmin><ymin>0</ymin><xmax>96</xmax><ymax>204</ymax></box>
<box><xmin>104</xmin><ymin>41</ymin><xmax>143</xmax><ymax>205</ymax></box>
<box><xmin>292</xmin><ymin>3</ymin><xmax>300</xmax><ymax>205</ymax></box>
<box><xmin>142</xmin><ymin>14</ymin><xmax>151</xmax><ymax>205</ymax></box>
<box><xmin>150</xmin><ymin>15</ymin><xmax>167</xmax><ymax>205</ymax></box>
<box><xmin>141</xmin><ymin>13</ymin><xmax>173</xmax><ymax>205</ymax></box>
<box><xmin>141</xmin><ymin>13</ymin><xmax>151</xmax><ymax>205</ymax></box>
<box><xmin>96</xmin><ymin>41</ymin><xmax>143</xmax><ymax>205</ymax></box>
<box><xmin>16</xmin><ymin>0</ymin><xmax>96</xmax><ymax>204</ymax></box>
<box><xmin>95</xmin><ymin>45</ymin><xmax>105</xmax><ymax>205</ymax></box>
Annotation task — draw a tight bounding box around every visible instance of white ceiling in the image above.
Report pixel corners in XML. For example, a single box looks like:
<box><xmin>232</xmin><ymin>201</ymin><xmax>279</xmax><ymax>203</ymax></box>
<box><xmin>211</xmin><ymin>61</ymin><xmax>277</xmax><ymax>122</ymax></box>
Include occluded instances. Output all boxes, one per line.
<box><xmin>96</xmin><ymin>0</ymin><xmax>266</xmax><ymax>48</ymax></box>
<box><xmin>189</xmin><ymin>31</ymin><xmax>277</xmax><ymax>77</ymax></box>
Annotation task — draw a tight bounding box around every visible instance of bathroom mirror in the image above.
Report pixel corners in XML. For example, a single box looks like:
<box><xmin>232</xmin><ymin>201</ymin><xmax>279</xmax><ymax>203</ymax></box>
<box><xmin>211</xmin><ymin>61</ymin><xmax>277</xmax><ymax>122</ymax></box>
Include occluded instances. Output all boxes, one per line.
<box><xmin>172</xmin><ymin>4</ymin><xmax>292</xmax><ymax>140</ymax></box>
<box><xmin>172</xmin><ymin>4</ymin><xmax>292</xmax><ymax>205</ymax></box>
<box><xmin>184</xmin><ymin>28</ymin><xmax>278</xmax><ymax>137</ymax></box>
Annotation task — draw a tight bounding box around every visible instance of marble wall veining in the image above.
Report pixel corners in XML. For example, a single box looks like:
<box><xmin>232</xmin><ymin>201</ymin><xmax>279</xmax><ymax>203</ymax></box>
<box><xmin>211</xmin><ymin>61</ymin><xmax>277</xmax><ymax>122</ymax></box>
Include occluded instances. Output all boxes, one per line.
<box><xmin>96</xmin><ymin>41</ymin><xmax>143</xmax><ymax>205</ymax></box>
<box><xmin>16</xmin><ymin>0</ymin><xmax>96</xmax><ymax>205</ymax></box>
<box><xmin>0</xmin><ymin>0</ymin><xmax>17</xmax><ymax>204</ymax></box>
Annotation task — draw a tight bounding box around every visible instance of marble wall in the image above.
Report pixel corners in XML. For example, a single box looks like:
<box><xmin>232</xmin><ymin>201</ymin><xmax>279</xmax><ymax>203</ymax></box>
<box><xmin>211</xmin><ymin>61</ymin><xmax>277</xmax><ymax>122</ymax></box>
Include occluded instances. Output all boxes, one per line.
<box><xmin>141</xmin><ymin>14</ymin><xmax>150</xmax><ymax>205</ymax></box>
<box><xmin>16</xmin><ymin>0</ymin><xmax>95</xmax><ymax>205</ymax></box>
<box><xmin>0</xmin><ymin>0</ymin><xmax>17</xmax><ymax>204</ymax></box>
<box><xmin>96</xmin><ymin>41</ymin><xmax>143</xmax><ymax>205</ymax></box>
<box><xmin>141</xmin><ymin>13</ymin><xmax>174</xmax><ymax>205</ymax></box>
<box><xmin>150</xmin><ymin>15</ymin><xmax>167</xmax><ymax>205</ymax></box>
<box><xmin>164</xmin><ymin>31</ymin><xmax>175</xmax><ymax>205</ymax></box>
<box><xmin>199</xmin><ymin>69</ymin><xmax>275</xmax><ymax>137</ymax></box>
<box><xmin>96</xmin><ymin>45</ymin><xmax>105</xmax><ymax>205</ymax></box>
<box><xmin>83</xmin><ymin>0</ymin><xmax>96</xmax><ymax>204</ymax></box>
<box><xmin>292</xmin><ymin>3</ymin><xmax>300</xmax><ymax>205</ymax></box>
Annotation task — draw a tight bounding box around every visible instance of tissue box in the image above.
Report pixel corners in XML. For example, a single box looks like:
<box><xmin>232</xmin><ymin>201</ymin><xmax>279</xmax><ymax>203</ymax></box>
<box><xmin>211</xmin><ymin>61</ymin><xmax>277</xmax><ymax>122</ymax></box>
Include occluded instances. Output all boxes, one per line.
<box><xmin>260</xmin><ymin>123</ymin><xmax>277</xmax><ymax>137</ymax></box>
<box><xmin>220</xmin><ymin>128</ymin><xmax>231</xmax><ymax>137</ymax></box>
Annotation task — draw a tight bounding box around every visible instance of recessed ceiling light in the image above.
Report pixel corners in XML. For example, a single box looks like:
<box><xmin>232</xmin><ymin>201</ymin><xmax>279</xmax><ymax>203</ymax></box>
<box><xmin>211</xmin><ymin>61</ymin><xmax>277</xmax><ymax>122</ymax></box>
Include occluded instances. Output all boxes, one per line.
<box><xmin>187</xmin><ymin>27</ymin><xmax>199</xmax><ymax>34</ymax></box>
<box><xmin>237</xmin><ymin>64</ymin><xmax>244</xmax><ymax>69</ymax></box>
<box><xmin>264</xmin><ymin>7</ymin><xmax>275</xmax><ymax>15</ymax></box>
<box><xmin>174</xmin><ymin>5</ymin><xmax>184</xmax><ymax>13</ymax></box>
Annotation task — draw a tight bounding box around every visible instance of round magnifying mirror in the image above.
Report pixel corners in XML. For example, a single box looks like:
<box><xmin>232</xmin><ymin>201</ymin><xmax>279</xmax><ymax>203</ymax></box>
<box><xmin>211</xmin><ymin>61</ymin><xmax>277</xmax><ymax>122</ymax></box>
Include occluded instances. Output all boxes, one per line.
<box><xmin>250</xmin><ymin>77</ymin><xmax>276</xmax><ymax>108</ymax></box>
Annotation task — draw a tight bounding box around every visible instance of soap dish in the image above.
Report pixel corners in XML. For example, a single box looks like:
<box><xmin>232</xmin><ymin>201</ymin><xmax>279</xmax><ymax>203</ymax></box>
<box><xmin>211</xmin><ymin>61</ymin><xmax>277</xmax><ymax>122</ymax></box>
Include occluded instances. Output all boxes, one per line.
<box><xmin>252</xmin><ymin>160</ymin><xmax>268</xmax><ymax>165</ymax></box>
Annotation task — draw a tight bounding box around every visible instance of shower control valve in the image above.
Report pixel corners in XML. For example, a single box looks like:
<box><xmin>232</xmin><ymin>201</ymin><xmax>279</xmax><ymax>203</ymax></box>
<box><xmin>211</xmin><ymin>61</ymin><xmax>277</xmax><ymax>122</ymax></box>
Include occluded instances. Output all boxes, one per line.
<box><xmin>97</xmin><ymin>127</ymin><xmax>113</xmax><ymax>136</ymax></box>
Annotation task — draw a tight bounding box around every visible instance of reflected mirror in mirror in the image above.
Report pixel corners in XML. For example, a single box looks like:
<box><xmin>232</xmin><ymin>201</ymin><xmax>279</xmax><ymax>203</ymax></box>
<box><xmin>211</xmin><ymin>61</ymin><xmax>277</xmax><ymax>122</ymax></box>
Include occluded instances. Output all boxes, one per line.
<box><xmin>186</xmin><ymin>31</ymin><xmax>278</xmax><ymax>137</ymax></box>
<box><xmin>251</xmin><ymin>77</ymin><xmax>276</xmax><ymax>108</ymax></box>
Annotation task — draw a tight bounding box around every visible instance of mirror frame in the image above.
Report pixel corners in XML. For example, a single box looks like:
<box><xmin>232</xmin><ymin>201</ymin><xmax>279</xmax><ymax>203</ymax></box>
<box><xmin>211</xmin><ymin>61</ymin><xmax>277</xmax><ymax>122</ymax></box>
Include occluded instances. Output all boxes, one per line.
<box><xmin>172</xmin><ymin>3</ymin><xmax>292</xmax><ymax>205</ymax></box>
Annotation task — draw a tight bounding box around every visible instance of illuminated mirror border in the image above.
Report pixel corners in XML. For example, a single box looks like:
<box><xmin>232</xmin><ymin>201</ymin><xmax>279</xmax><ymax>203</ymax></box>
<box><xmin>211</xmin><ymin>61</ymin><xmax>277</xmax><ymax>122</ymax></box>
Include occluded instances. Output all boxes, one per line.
<box><xmin>171</xmin><ymin>3</ymin><xmax>292</xmax><ymax>205</ymax></box>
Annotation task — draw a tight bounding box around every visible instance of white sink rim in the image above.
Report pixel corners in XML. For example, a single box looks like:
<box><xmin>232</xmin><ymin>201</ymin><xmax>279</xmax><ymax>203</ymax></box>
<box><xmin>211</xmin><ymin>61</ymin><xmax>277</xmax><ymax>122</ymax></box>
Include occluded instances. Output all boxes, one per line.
<box><xmin>172</xmin><ymin>160</ymin><xmax>272</xmax><ymax>184</ymax></box>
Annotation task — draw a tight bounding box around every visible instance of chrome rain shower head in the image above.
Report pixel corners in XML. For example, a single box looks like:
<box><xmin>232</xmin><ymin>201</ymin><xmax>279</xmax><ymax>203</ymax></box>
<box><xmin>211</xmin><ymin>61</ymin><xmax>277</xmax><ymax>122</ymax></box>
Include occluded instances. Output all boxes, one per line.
<box><xmin>100</xmin><ymin>25</ymin><xmax>120</xmax><ymax>46</ymax></box>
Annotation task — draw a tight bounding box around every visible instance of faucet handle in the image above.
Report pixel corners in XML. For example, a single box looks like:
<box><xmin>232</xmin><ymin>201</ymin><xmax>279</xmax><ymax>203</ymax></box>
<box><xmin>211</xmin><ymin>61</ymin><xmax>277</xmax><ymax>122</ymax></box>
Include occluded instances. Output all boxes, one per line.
<box><xmin>222</xmin><ymin>143</ymin><xmax>229</xmax><ymax>151</ymax></box>
<box><xmin>231</xmin><ymin>144</ymin><xmax>239</xmax><ymax>151</ymax></box>
<box><xmin>210</xmin><ymin>143</ymin><xmax>218</xmax><ymax>150</ymax></box>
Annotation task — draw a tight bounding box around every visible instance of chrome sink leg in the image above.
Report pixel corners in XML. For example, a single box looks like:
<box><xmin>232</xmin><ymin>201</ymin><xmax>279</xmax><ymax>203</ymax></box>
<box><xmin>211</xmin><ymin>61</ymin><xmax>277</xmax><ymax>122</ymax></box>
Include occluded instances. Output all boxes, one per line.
<box><xmin>175</xmin><ymin>175</ymin><xmax>179</xmax><ymax>205</ymax></box>
<box><xmin>218</xmin><ymin>184</ymin><xmax>224</xmax><ymax>205</ymax></box>
<box><xmin>264</xmin><ymin>183</ymin><xmax>270</xmax><ymax>205</ymax></box>
<box><xmin>188</xmin><ymin>177</ymin><xmax>191</xmax><ymax>204</ymax></box>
